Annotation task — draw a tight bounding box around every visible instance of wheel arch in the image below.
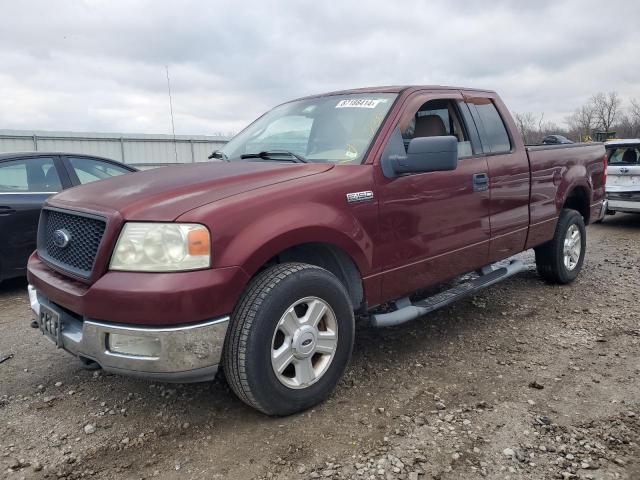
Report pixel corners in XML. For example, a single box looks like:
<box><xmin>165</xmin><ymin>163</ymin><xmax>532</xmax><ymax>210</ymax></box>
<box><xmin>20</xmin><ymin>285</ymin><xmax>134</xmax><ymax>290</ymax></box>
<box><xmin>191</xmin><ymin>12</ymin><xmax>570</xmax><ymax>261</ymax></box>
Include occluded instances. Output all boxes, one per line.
<box><xmin>562</xmin><ymin>184</ymin><xmax>591</xmax><ymax>223</ymax></box>
<box><xmin>258</xmin><ymin>242</ymin><xmax>365</xmax><ymax>310</ymax></box>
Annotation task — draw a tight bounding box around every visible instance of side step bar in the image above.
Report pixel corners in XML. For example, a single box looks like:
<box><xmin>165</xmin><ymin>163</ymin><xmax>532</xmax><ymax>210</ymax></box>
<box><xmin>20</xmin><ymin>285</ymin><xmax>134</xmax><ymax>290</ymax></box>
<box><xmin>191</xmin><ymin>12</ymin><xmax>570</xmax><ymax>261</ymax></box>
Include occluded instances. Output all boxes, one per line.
<box><xmin>370</xmin><ymin>259</ymin><xmax>525</xmax><ymax>328</ymax></box>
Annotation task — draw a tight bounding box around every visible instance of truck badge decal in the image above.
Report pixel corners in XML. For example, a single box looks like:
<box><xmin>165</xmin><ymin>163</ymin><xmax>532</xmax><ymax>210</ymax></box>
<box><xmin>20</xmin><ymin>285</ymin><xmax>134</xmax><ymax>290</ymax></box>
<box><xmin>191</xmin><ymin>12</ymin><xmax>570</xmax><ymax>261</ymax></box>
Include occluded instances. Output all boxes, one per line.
<box><xmin>346</xmin><ymin>191</ymin><xmax>374</xmax><ymax>203</ymax></box>
<box><xmin>52</xmin><ymin>229</ymin><xmax>71</xmax><ymax>249</ymax></box>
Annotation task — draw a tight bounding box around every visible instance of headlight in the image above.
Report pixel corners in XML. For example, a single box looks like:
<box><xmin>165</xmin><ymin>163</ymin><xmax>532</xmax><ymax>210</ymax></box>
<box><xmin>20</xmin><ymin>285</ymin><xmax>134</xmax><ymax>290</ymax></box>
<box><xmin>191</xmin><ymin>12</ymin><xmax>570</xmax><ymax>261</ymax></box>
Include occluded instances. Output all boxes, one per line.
<box><xmin>110</xmin><ymin>223</ymin><xmax>211</xmax><ymax>272</ymax></box>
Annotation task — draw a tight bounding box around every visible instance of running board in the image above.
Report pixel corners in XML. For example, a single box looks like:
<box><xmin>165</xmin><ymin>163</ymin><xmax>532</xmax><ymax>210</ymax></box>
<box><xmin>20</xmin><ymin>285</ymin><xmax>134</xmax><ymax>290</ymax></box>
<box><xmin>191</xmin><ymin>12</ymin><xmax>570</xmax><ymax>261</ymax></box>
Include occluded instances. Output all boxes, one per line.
<box><xmin>370</xmin><ymin>259</ymin><xmax>525</xmax><ymax>328</ymax></box>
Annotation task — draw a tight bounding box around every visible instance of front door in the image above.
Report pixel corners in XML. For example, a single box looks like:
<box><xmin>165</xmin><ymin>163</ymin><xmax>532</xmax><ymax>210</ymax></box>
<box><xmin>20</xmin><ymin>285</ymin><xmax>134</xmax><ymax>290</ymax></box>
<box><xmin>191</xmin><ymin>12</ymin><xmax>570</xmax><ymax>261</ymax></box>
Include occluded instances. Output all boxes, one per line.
<box><xmin>374</xmin><ymin>91</ymin><xmax>491</xmax><ymax>301</ymax></box>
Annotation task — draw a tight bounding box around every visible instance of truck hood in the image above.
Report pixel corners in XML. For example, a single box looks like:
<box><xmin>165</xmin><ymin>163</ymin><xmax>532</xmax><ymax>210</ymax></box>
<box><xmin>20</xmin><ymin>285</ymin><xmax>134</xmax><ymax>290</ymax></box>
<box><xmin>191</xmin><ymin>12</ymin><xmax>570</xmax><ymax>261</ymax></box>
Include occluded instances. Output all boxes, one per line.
<box><xmin>48</xmin><ymin>161</ymin><xmax>334</xmax><ymax>220</ymax></box>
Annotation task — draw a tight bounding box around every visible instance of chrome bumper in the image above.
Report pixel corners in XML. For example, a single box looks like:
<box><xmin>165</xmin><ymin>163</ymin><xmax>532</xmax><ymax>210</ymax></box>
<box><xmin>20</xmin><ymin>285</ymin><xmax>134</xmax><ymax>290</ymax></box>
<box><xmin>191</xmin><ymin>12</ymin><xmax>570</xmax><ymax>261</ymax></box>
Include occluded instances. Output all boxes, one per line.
<box><xmin>28</xmin><ymin>285</ymin><xmax>229</xmax><ymax>383</ymax></box>
<box><xmin>598</xmin><ymin>199</ymin><xmax>609</xmax><ymax>220</ymax></box>
<box><xmin>607</xmin><ymin>199</ymin><xmax>640</xmax><ymax>213</ymax></box>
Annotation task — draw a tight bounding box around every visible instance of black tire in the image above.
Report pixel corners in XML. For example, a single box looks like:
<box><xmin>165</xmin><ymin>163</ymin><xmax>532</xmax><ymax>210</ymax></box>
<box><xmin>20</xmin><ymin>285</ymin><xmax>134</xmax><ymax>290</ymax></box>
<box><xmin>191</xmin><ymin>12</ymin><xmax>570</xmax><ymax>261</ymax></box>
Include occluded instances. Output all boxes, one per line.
<box><xmin>223</xmin><ymin>262</ymin><xmax>355</xmax><ymax>416</ymax></box>
<box><xmin>534</xmin><ymin>209</ymin><xmax>586</xmax><ymax>284</ymax></box>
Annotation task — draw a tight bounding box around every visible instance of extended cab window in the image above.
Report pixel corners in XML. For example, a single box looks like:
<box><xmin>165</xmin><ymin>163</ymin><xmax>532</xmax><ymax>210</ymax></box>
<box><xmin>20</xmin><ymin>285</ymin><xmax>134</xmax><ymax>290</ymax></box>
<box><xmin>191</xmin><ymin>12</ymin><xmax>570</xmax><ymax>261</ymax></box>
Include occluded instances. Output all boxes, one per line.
<box><xmin>467</xmin><ymin>99</ymin><xmax>511</xmax><ymax>154</ymax></box>
<box><xmin>402</xmin><ymin>99</ymin><xmax>473</xmax><ymax>158</ymax></box>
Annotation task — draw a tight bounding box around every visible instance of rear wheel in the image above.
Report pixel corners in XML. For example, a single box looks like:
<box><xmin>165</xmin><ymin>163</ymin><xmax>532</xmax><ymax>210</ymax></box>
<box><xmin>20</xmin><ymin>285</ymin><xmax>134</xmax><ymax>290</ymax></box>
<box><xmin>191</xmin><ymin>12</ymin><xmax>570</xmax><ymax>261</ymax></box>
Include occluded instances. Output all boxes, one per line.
<box><xmin>223</xmin><ymin>263</ymin><xmax>354</xmax><ymax>416</ymax></box>
<box><xmin>535</xmin><ymin>209</ymin><xmax>586</xmax><ymax>284</ymax></box>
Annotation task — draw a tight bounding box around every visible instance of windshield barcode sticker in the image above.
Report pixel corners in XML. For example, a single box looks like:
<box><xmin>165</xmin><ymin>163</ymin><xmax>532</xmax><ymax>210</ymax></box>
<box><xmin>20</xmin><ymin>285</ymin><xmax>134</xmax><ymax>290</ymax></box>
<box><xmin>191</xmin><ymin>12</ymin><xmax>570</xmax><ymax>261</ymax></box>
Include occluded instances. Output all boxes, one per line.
<box><xmin>335</xmin><ymin>99</ymin><xmax>383</xmax><ymax>109</ymax></box>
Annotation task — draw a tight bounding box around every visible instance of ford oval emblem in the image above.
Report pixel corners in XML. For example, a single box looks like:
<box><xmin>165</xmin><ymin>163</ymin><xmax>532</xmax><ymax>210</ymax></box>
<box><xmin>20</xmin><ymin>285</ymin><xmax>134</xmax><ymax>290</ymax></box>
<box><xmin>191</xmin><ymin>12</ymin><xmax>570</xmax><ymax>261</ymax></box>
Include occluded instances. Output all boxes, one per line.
<box><xmin>52</xmin><ymin>229</ymin><xmax>71</xmax><ymax>249</ymax></box>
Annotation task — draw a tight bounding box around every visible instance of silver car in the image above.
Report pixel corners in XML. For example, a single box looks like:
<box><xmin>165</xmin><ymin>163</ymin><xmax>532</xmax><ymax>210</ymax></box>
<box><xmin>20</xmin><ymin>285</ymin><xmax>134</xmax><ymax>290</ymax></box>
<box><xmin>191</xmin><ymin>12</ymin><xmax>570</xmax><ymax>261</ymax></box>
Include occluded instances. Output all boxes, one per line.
<box><xmin>604</xmin><ymin>139</ymin><xmax>640</xmax><ymax>215</ymax></box>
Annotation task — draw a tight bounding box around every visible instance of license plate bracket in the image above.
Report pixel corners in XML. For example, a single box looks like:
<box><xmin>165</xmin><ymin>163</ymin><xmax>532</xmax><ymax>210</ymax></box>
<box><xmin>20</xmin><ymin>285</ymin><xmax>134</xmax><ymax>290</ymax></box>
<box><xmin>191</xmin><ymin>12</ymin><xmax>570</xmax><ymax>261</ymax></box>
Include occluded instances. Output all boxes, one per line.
<box><xmin>39</xmin><ymin>304</ymin><xmax>63</xmax><ymax>347</ymax></box>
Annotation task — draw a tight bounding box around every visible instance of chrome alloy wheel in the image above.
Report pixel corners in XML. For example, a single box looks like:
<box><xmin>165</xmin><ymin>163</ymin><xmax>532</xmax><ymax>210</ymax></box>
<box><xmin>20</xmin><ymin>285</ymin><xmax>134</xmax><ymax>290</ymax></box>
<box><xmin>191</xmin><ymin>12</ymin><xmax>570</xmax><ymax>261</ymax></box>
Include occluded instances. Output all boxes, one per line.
<box><xmin>271</xmin><ymin>297</ymin><xmax>338</xmax><ymax>389</ymax></box>
<box><xmin>563</xmin><ymin>224</ymin><xmax>582</xmax><ymax>271</ymax></box>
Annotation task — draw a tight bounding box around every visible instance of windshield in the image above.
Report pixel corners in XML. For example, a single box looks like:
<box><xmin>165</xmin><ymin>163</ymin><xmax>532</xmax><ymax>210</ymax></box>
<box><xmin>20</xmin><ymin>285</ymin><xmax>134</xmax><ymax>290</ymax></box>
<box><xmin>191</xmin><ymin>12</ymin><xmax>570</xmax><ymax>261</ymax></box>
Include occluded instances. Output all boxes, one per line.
<box><xmin>221</xmin><ymin>93</ymin><xmax>397</xmax><ymax>164</ymax></box>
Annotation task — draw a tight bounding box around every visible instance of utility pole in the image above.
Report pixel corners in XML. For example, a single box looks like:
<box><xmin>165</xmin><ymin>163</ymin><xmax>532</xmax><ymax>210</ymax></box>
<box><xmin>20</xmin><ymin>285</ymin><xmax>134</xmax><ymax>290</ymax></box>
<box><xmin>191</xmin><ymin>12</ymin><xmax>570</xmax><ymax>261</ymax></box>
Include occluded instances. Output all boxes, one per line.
<box><xmin>165</xmin><ymin>65</ymin><xmax>178</xmax><ymax>162</ymax></box>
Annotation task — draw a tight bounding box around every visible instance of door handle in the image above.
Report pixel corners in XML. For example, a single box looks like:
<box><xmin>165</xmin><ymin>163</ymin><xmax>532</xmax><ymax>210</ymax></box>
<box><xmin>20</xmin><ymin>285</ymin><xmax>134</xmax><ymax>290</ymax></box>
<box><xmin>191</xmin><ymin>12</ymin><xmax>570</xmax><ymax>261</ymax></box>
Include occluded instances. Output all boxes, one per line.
<box><xmin>0</xmin><ymin>206</ymin><xmax>16</xmax><ymax>216</ymax></box>
<box><xmin>472</xmin><ymin>173</ymin><xmax>489</xmax><ymax>192</ymax></box>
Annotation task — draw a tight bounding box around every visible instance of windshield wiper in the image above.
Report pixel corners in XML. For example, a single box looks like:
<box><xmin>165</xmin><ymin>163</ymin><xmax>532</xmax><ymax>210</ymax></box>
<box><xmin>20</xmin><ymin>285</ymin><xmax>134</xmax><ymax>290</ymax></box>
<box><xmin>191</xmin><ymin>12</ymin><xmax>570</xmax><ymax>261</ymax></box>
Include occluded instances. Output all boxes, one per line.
<box><xmin>240</xmin><ymin>150</ymin><xmax>308</xmax><ymax>163</ymax></box>
<box><xmin>208</xmin><ymin>149</ymin><xmax>229</xmax><ymax>161</ymax></box>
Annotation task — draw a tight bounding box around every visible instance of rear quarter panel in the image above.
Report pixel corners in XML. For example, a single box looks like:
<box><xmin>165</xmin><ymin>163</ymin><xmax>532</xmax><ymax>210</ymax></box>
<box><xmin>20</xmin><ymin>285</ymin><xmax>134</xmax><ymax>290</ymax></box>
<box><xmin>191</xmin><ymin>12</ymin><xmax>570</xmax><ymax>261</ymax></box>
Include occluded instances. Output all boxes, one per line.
<box><xmin>525</xmin><ymin>143</ymin><xmax>606</xmax><ymax>249</ymax></box>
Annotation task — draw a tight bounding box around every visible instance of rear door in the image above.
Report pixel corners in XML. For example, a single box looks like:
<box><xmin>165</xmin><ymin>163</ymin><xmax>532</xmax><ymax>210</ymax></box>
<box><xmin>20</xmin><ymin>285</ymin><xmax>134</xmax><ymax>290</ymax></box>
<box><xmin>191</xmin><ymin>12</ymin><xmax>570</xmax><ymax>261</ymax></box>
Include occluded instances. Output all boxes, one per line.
<box><xmin>463</xmin><ymin>93</ymin><xmax>530</xmax><ymax>262</ymax></box>
<box><xmin>0</xmin><ymin>156</ymin><xmax>69</xmax><ymax>278</ymax></box>
<box><xmin>606</xmin><ymin>144</ymin><xmax>640</xmax><ymax>193</ymax></box>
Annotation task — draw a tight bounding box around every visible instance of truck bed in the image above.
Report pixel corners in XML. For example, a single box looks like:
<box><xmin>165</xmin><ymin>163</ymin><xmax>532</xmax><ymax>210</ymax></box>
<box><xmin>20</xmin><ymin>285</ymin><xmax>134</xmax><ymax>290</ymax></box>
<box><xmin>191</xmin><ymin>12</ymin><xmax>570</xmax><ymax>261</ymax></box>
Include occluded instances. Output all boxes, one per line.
<box><xmin>525</xmin><ymin>142</ymin><xmax>606</xmax><ymax>247</ymax></box>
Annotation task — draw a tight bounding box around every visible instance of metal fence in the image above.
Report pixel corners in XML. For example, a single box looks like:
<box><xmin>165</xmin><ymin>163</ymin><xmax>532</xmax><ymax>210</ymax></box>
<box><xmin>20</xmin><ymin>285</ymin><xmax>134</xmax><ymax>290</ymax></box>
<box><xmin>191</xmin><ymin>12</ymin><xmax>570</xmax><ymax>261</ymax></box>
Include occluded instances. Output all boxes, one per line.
<box><xmin>0</xmin><ymin>129</ymin><xmax>231</xmax><ymax>167</ymax></box>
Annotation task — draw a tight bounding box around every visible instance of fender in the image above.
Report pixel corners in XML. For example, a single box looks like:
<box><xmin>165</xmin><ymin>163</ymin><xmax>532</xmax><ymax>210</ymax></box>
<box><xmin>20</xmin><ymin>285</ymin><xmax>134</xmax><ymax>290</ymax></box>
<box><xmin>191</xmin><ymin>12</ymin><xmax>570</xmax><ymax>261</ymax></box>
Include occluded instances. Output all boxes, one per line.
<box><xmin>555</xmin><ymin>163</ymin><xmax>590</xmax><ymax>214</ymax></box>
<box><xmin>216</xmin><ymin>202</ymin><xmax>374</xmax><ymax>279</ymax></box>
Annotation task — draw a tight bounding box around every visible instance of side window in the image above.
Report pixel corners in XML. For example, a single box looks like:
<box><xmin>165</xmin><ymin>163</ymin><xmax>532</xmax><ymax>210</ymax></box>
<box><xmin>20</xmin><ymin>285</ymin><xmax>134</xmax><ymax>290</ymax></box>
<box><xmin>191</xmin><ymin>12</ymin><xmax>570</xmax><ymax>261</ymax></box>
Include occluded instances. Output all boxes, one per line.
<box><xmin>68</xmin><ymin>157</ymin><xmax>131</xmax><ymax>185</ymax></box>
<box><xmin>0</xmin><ymin>157</ymin><xmax>61</xmax><ymax>192</ymax></box>
<box><xmin>468</xmin><ymin>100</ymin><xmax>511</xmax><ymax>153</ymax></box>
<box><xmin>401</xmin><ymin>99</ymin><xmax>473</xmax><ymax>158</ymax></box>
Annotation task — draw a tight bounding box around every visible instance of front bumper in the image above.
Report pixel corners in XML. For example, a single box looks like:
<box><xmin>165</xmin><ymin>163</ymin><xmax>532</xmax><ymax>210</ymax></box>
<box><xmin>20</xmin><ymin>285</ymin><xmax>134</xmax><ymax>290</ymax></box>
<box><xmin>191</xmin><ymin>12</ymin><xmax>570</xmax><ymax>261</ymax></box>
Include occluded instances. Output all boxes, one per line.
<box><xmin>28</xmin><ymin>285</ymin><xmax>229</xmax><ymax>382</ymax></box>
<box><xmin>27</xmin><ymin>253</ymin><xmax>249</xmax><ymax>326</ymax></box>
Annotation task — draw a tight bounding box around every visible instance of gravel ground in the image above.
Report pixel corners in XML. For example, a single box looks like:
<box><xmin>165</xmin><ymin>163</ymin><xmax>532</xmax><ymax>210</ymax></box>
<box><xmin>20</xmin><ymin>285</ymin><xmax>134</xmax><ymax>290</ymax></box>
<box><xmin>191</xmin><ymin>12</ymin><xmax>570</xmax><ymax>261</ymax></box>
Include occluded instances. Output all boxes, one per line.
<box><xmin>1</xmin><ymin>214</ymin><xmax>639</xmax><ymax>480</ymax></box>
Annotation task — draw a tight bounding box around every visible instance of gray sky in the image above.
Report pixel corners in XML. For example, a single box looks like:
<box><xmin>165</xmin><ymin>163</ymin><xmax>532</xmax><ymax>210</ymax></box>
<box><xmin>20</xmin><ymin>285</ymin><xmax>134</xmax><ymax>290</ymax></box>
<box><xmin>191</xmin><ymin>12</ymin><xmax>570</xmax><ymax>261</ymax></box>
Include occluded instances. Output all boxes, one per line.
<box><xmin>1</xmin><ymin>0</ymin><xmax>639</xmax><ymax>136</ymax></box>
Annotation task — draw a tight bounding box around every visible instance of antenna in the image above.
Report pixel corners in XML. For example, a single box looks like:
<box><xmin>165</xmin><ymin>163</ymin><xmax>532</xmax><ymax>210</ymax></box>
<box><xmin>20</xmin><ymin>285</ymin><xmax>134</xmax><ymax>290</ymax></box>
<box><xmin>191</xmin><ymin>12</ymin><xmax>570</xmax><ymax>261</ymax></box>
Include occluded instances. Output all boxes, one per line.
<box><xmin>165</xmin><ymin>65</ymin><xmax>178</xmax><ymax>162</ymax></box>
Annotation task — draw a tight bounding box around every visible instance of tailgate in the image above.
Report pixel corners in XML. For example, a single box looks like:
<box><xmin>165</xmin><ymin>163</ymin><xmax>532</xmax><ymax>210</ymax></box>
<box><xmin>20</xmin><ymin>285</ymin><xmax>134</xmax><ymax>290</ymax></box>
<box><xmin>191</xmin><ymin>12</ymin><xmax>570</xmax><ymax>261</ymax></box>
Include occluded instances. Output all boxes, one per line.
<box><xmin>606</xmin><ymin>145</ymin><xmax>640</xmax><ymax>192</ymax></box>
<box><xmin>607</xmin><ymin>165</ymin><xmax>640</xmax><ymax>191</ymax></box>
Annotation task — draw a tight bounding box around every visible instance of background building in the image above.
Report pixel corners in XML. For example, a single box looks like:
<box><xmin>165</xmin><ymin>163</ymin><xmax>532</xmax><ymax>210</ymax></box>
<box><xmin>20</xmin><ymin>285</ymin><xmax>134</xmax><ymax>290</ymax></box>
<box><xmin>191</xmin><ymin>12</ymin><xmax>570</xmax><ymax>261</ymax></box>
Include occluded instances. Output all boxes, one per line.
<box><xmin>0</xmin><ymin>129</ymin><xmax>230</xmax><ymax>169</ymax></box>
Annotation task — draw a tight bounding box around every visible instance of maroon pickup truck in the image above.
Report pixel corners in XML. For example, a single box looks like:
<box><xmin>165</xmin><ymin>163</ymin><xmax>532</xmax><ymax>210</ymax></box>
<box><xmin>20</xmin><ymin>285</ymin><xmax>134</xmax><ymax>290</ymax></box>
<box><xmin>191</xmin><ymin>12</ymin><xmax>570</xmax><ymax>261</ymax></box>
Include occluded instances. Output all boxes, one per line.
<box><xmin>27</xmin><ymin>86</ymin><xmax>607</xmax><ymax>415</ymax></box>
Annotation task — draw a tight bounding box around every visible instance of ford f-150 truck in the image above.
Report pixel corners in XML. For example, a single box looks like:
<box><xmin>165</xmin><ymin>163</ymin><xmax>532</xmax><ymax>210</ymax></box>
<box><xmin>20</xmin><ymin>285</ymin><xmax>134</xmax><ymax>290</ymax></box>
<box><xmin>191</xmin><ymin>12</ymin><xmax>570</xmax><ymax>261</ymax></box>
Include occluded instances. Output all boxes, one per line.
<box><xmin>27</xmin><ymin>86</ymin><xmax>607</xmax><ymax>416</ymax></box>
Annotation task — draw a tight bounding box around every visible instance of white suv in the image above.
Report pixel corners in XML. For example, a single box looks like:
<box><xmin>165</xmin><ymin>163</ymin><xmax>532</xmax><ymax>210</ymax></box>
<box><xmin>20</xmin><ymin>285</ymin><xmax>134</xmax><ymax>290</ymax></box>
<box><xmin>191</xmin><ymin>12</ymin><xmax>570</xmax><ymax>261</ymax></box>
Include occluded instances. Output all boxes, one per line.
<box><xmin>604</xmin><ymin>139</ymin><xmax>640</xmax><ymax>216</ymax></box>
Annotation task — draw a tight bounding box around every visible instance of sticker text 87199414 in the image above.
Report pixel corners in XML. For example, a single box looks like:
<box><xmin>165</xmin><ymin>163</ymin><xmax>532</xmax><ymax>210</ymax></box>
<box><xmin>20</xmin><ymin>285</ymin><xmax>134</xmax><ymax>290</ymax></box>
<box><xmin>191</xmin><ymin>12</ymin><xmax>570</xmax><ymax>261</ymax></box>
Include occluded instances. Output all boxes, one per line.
<box><xmin>335</xmin><ymin>98</ymin><xmax>385</xmax><ymax>109</ymax></box>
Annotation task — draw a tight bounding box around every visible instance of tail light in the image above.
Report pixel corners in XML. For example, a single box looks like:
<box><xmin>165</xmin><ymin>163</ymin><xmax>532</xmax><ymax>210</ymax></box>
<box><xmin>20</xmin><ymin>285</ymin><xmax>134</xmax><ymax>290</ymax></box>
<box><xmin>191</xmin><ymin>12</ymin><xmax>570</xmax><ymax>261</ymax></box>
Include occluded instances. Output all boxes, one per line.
<box><xmin>603</xmin><ymin>152</ymin><xmax>608</xmax><ymax>185</ymax></box>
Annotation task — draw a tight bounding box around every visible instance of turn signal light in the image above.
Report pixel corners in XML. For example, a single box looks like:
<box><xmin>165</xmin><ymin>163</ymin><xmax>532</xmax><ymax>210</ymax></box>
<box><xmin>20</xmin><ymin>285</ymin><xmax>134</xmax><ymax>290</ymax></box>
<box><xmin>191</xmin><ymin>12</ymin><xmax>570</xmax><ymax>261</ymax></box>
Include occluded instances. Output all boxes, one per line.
<box><xmin>188</xmin><ymin>229</ymin><xmax>210</xmax><ymax>256</ymax></box>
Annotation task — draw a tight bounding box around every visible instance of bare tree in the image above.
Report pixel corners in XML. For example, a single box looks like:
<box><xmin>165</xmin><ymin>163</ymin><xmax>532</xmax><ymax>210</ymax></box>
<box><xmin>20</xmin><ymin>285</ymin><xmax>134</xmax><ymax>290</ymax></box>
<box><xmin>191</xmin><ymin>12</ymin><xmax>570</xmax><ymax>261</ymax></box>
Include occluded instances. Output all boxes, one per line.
<box><xmin>565</xmin><ymin>104</ymin><xmax>596</xmax><ymax>141</ymax></box>
<box><xmin>537</xmin><ymin>112</ymin><xmax>545</xmax><ymax>135</ymax></box>
<box><xmin>513</xmin><ymin>112</ymin><xmax>537</xmax><ymax>144</ymax></box>
<box><xmin>540</xmin><ymin>120</ymin><xmax>560</xmax><ymax>136</ymax></box>
<box><xmin>591</xmin><ymin>92</ymin><xmax>621</xmax><ymax>134</ymax></box>
<box><xmin>630</xmin><ymin>99</ymin><xmax>640</xmax><ymax>128</ymax></box>
<box><xmin>514</xmin><ymin>112</ymin><xmax>569</xmax><ymax>144</ymax></box>
<box><xmin>618</xmin><ymin>99</ymin><xmax>640</xmax><ymax>138</ymax></box>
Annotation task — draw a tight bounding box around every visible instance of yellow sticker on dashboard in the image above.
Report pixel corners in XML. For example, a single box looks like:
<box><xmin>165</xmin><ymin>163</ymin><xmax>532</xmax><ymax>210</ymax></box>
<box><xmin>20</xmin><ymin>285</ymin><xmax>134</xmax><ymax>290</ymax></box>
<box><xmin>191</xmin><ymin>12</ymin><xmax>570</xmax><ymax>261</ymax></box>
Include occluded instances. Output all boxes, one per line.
<box><xmin>345</xmin><ymin>144</ymin><xmax>358</xmax><ymax>159</ymax></box>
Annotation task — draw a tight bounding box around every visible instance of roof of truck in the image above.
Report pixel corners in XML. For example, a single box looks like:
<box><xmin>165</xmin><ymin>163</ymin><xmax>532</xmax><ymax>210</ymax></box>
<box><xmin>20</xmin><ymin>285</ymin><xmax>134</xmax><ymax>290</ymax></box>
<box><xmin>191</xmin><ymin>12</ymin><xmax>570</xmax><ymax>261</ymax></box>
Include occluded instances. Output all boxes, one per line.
<box><xmin>298</xmin><ymin>85</ymin><xmax>497</xmax><ymax>99</ymax></box>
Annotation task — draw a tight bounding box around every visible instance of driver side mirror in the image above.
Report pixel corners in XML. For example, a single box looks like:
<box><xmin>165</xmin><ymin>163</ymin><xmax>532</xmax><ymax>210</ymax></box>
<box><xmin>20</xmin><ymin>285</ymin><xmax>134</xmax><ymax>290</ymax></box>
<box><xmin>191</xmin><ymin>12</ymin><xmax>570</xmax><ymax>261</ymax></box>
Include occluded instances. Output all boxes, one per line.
<box><xmin>381</xmin><ymin>129</ymin><xmax>459</xmax><ymax>178</ymax></box>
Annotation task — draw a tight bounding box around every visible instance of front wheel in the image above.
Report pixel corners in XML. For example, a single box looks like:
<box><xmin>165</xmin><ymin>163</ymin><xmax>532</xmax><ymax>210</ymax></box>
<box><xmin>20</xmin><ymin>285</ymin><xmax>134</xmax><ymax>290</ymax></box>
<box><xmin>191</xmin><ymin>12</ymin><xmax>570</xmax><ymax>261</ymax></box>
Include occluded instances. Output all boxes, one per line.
<box><xmin>535</xmin><ymin>209</ymin><xmax>586</xmax><ymax>284</ymax></box>
<box><xmin>223</xmin><ymin>263</ymin><xmax>355</xmax><ymax>416</ymax></box>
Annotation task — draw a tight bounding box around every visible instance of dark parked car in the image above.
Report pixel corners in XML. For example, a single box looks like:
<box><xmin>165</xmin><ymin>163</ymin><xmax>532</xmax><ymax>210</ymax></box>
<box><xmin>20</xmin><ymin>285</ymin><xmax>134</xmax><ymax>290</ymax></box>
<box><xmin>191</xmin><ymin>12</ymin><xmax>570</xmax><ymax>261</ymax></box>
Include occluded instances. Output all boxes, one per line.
<box><xmin>0</xmin><ymin>152</ymin><xmax>136</xmax><ymax>282</ymax></box>
<box><xmin>542</xmin><ymin>134</ymin><xmax>574</xmax><ymax>145</ymax></box>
